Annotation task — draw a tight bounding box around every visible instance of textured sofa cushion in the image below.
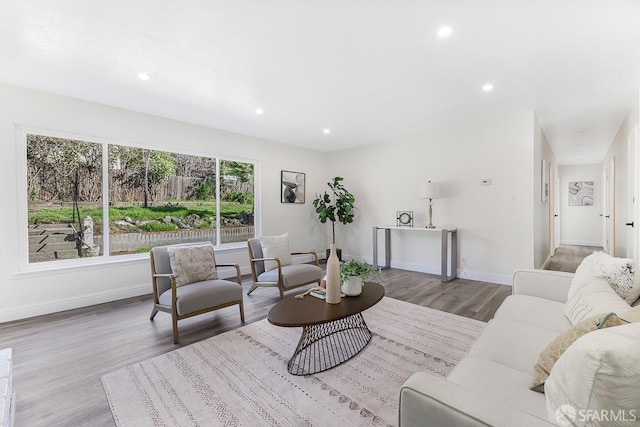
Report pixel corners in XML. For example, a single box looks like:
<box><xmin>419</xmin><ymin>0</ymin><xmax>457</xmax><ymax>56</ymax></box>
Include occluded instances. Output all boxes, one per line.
<box><xmin>563</xmin><ymin>277</ymin><xmax>630</xmax><ymax>325</ymax></box>
<box><xmin>596</xmin><ymin>255</ymin><xmax>638</xmax><ymax>304</ymax></box>
<box><xmin>260</xmin><ymin>233</ymin><xmax>292</xmax><ymax>272</ymax></box>
<box><xmin>545</xmin><ymin>323</ymin><xmax>640</xmax><ymax>426</ymax></box>
<box><xmin>530</xmin><ymin>313</ymin><xmax>624</xmax><ymax>393</ymax></box>
<box><xmin>569</xmin><ymin>252</ymin><xmax>640</xmax><ymax>304</ymax></box>
<box><xmin>167</xmin><ymin>243</ymin><xmax>218</xmax><ymax>287</ymax></box>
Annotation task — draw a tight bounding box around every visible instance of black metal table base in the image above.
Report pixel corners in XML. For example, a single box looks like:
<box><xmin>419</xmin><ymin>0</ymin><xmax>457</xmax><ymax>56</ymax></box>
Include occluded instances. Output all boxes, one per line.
<box><xmin>287</xmin><ymin>312</ymin><xmax>372</xmax><ymax>376</ymax></box>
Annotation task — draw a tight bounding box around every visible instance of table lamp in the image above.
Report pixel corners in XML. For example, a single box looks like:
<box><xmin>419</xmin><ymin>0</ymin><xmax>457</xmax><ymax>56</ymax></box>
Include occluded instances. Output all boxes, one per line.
<box><xmin>420</xmin><ymin>181</ymin><xmax>440</xmax><ymax>228</ymax></box>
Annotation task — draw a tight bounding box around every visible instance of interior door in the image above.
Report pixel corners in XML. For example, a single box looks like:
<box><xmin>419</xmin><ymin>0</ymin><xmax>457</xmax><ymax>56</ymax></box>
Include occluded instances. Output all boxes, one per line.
<box><xmin>627</xmin><ymin>126</ymin><xmax>639</xmax><ymax>263</ymax></box>
<box><xmin>602</xmin><ymin>165</ymin><xmax>610</xmax><ymax>252</ymax></box>
<box><xmin>553</xmin><ymin>168</ymin><xmax>560</xmax><ymax>251</ymax></box>
<box><xmin>548</xmin><ymin>162</ymin><xmax>557</xmax><ymax>256</ymax></box>
<box><xmin>608</xmin><ymin>157</ymin><xmax>616</xmax><ymax>255</ymax></box>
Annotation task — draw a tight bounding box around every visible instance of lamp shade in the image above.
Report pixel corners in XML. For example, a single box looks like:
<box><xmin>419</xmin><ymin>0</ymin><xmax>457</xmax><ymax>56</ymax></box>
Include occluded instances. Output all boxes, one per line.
<box><xmin>420</xmin><ymin>181</ymin><xmax>440</xmax><ymax>199</ymax></box>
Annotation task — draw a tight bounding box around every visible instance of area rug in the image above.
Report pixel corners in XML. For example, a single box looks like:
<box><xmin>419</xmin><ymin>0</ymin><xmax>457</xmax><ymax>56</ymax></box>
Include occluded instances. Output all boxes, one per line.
<box><xmin>101</xmin><ymin>297</ymin><xmax>485</xmax><ymax>427</ymax></box>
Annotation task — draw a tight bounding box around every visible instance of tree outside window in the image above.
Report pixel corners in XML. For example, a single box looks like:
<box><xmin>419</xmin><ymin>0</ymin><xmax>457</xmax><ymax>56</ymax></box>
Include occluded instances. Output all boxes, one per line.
<box><xmin>27</xmin><ymin>134</ymin><xmax>255</xmax><ymax>263</ymax></box>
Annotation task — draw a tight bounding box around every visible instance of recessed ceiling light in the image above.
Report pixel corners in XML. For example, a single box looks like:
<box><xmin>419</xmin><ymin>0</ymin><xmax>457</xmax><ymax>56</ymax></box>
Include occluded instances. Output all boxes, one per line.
<box><xmin>437</xmin><ymin>26</ymin><xmax>452</xmax><ymax>38</ymax></box>
<box><xmin>255</xmin><ymin>108</ymin><xmax>264</xmax><ymax>115</ymax></box>
<box><xmin>137</xmin><ymin>72</ymin><xmax>150</xmax><ymax>81</ymax></box>
<box><xmin>482</xmin><ymin>83</ymin><xmax>494</xmax><ymax>92</ymax></box>
<box><xmin>323</xmin><ymin>128</ymin><xmax>331</xmax><ymax>135</ymax></box>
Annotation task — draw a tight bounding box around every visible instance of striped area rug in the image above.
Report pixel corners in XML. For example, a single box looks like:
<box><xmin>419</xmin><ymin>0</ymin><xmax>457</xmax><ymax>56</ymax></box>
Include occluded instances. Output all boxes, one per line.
<box><xmin>101</xmin><ymin>297</ymin><xmax>485</xmax><ymax>426</ymax></box>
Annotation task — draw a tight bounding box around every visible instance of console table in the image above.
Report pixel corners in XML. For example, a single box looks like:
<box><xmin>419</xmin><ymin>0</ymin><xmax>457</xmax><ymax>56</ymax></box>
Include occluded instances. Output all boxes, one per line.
<box><xmin>372</xmin><ymin>226</ymin><xmax>457</xmax><ymax>282</ymax></box>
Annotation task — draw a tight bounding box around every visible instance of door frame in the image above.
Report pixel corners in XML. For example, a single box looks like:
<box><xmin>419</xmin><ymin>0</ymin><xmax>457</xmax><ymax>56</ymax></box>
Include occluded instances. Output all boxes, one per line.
<box><xmin>627</xmin><ymin>126</ymin><xmax>639</xmax><ymax>263</ymax></box>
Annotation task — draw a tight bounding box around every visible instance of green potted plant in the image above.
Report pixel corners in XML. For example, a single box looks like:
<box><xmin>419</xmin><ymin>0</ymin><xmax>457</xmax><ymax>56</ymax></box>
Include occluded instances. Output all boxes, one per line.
<box><xmin>339</xmin><ymin>259</ymin><xmax>381</xmax><ymax>296</ymax></box>
<box><xmin>312</xmin><ymin>176</ymin><xmax>355</xmax><ymax>260</ymax></box>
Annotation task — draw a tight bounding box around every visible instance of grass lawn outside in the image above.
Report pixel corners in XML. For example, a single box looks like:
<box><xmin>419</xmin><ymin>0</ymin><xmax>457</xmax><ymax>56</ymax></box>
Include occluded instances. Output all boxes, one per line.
<box><xmin>29</xmin><ymin>202</ymin><xmax>252</xmax><ymax>225</ymax></box>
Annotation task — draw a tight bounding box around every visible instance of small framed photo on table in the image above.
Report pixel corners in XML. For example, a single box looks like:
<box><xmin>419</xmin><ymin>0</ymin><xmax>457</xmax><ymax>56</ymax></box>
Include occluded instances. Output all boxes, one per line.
<box><xmin>281</xmin><ymin>170</ymin><xmax>306</xmax><ymax>203</ymax></box>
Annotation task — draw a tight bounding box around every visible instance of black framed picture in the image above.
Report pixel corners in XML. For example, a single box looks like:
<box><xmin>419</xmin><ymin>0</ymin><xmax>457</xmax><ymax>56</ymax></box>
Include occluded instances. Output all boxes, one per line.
<box><xmin>281</xmin><ymin>170</ymin><xmax>305</xmax><ymax>203</ymax></box>
<box><xmin>396</xmin><ymin>211</ymin><xmax>414</xmax><ymax>227</ymax></box>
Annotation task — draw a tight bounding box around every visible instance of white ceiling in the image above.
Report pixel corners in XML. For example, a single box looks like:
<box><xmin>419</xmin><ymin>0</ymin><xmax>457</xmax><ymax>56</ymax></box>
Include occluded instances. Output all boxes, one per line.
<box><xmin>1</xmin><ymin>0</ymin><xmax>639</xmax><ymax>164</ymax></box>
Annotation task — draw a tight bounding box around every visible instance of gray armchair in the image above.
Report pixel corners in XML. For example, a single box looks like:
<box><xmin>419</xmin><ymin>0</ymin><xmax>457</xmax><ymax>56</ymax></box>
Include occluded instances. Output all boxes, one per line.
<box><xmin>247</xmin><ymin>237</ymin><xmax>322</xmax><ymax>300</ymax></box>
<box><xmin>150</xmin><ymin>243</ymin><xmax>244</xmax><ymax>344</ymax></box>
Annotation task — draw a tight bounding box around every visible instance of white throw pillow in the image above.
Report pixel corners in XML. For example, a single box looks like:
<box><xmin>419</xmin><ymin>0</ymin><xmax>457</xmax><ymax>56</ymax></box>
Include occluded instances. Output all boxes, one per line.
<box><xmin>545</xmin><ymin>323</ymin><xmax>640</xmax><ymax>427</ymax></box>
<box><xmin>619</xmin><ymin>306</ymin><xmax>640</xmax><ymax>323</ymax></box>
<box><xmin>260</xmin><ymin>233</ymin><xmax>292</xmax><ymax>272</ymax></box>
<box><xmin>568</xmin><ymin>252</ymin><xmax>609</xmax><ymax>299</ymax></box>
<box><xmin>563</xmin><ymin>277</ymin><xmax>630</xmax><ymax>325</ymax></box>
<box><xmin>596</xmin><ymin>255</ymin><xmax>638</xmax><ymax>304</ymax></box>
<box><xmin>167</xmin><ymin>243</ymin><xmax>218</xmax><ymax>287</ymax></box>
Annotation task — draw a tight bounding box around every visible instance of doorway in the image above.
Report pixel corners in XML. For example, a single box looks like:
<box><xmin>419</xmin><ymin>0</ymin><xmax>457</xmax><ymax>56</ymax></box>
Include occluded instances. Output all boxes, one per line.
<box><xmin>627</xmin><ymin>125</ymin><xmax>639</xmax><ymax>263</ymax></box>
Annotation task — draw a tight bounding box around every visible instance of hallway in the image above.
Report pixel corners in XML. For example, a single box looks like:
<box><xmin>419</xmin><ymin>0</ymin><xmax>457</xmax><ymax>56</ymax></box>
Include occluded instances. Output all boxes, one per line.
<box><xmin>545</xmin><ymin>245</ymin><xmax>603</xmax><ymax>273</ymax></box>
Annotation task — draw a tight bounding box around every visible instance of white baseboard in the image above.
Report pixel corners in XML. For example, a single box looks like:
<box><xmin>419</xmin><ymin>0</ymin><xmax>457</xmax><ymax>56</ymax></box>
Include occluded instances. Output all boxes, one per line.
<box><xmin>343</xmin><ymin>254</ymin><xmax>512</xmax><ymax>286</ymax></box>
<box><xmin>540</xmin><ymin>255</ymin><xmax>552</xmax><ymax>270</ymax></box>
<box><xmin>0</xmin><ymin>284</ymin><xmax>151</xmax><ymax>323</ymax></box>
<box><xmin>0</xmin><ymin>265</ymin><xmax>253</xmax><ymax>323</ymax></box>
<box><xmin>560</xmin><ymin>240</ymin><xmax>602</xmax><ymax>247</ymax></box>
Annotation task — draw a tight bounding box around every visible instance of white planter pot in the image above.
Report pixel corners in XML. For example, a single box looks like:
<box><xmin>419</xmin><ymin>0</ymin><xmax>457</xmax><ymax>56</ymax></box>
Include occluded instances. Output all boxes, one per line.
<box><xmin>341</xmin><ymin>276</ymin><xmax>363</xmax><ymax>296</ymax></box>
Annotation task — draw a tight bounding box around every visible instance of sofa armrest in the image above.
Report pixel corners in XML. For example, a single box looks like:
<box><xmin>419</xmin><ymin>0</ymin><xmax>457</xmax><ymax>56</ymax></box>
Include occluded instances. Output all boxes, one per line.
<box><xmin>512</xmin><ymin>269</ymin><xmax>573</xmax><ymax>303</ymax></box>
<box><xmin>399</xmin><ymin>372</ymin><xmax>553</xmax><ymax>427</ymax></box>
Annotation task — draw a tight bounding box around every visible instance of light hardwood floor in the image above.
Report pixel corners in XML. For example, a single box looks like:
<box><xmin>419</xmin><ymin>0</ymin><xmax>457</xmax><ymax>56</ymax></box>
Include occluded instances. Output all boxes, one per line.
<box><xmin>0</xmin><ymin>268</ymin><xmax>511</xmax><ymax>427</ymax></box>
<box><xmin>545</xmin><ymin>244</ymin><xmax>602</xmax><ymax>273</ymax></box>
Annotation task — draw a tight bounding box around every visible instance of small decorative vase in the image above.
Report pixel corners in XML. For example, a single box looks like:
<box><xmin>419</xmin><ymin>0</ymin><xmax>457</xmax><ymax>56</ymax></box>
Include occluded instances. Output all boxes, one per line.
<box><xmin>341</xmin><ymin>276</ymin><xmax>363</xmax><ymax>296</ymax></box>
<box><xmin>325</xmin><ymin>244</ymin><xmax>341</xmax><ymax>304</ymax></box>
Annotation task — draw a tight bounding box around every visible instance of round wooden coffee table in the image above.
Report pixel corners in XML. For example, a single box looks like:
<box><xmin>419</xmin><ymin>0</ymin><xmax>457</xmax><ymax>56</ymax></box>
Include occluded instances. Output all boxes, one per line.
<box><xmin>268</xmin><ymin>282</ymin><xmax>385</xmax><ymax>375</ymax></box>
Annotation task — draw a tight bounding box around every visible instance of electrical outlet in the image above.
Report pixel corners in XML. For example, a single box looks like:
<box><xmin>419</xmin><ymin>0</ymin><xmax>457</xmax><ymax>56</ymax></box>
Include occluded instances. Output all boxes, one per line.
<box><xmin>460</xmin><ymin>256</ymin><xmax>466</xmax><ymax>265</ymax></box>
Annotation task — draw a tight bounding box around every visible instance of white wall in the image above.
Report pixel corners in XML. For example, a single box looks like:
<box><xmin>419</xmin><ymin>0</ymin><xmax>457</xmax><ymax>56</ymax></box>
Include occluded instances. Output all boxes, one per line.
<box><xmin>602</xmin><ymin>97</ymin><xmax>639</xmax><ymax>257</ymax></box>
<box><xmin>533</xmin><ymin>114</ymin><xmax>557</xmax><ymax>268</ymax></box>
<box><xmin>559</xmin><ymin>164</ymin><xmax>603</xmax><ymax>246</ymax></box>
<box><xmin>0</xmin><ymin>83</ymin><xmax>329</xmax><ymax>322</ymax></box>
<box><xmin>326</xmin><ymin>112</ymin><xmax>536</xmax><ymax>285</ymax></box>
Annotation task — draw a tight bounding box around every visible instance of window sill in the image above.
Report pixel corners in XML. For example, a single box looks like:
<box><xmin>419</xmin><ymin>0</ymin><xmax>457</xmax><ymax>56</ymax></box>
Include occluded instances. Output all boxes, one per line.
<box><xmin>13</xmin><ymin>242</ymin><xmax>249</xmax><ymax>279</ymax></box>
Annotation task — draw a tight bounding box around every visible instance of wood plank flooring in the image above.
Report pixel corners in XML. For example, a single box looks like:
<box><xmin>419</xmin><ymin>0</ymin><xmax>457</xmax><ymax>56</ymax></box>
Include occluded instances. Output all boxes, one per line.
<box><xmin>545</xmin><ymin>244</ymin><xmax>602</xmax><ymax>273</ymax></box>
<box><xmin>0</xmin><ymin>268</ymin><xmax>511</xmax><ymax>427</ymax></box>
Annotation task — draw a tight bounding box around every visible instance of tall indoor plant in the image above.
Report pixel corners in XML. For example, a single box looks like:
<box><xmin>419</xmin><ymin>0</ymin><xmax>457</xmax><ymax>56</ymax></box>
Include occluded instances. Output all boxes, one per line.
<box><xmin>312</xmin><ymin>176</ymin><xmax>355</xmax><ymax>259</ymax></box>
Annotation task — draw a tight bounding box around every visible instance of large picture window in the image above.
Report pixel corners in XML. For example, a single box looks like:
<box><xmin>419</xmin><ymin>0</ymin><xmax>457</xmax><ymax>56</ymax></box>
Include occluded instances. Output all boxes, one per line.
<box><xmin>26</xmin><ymin>133</ymin><xmax>255</xmax><ymax>264</ymax></box>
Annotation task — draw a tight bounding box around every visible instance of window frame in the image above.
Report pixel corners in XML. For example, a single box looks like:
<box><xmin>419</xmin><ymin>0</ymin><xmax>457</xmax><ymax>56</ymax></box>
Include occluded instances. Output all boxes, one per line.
<box><xmin>16</xmin><ymin>126</ymin><xmax>260</xmax><ymax>273</ymax></box>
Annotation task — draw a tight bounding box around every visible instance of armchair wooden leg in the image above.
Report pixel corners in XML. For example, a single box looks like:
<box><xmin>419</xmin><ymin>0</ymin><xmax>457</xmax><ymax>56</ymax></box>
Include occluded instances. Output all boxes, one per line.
<box><xmin>172</xmin><ymin>315</ymin><xmax>179</xmax><ymax>344</ymax></box>
<box><xmin>150</xmin><ymin>307</ymin><xmax>159</xmax><ymax>320</ymax></box>
<box><xmin>278</xmin><ymin>288</ymin><xmax>285</xmax><ymax>300</ymax></box>
<box><xmin>247</xmin><ymin>283</ymin><xmax>259</xmax><ymax>295</ymax></box>
<box><xmin>239</xmin><ymin>300</ymin><xmax>245</xmax><ymax>323</ymax></box>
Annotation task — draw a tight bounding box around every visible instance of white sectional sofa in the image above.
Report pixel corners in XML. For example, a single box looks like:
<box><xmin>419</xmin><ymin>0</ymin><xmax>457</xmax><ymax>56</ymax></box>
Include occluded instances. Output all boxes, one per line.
<box><xmin>399</xmin><ymin>269</ymin><xmax>609</xmax><ymax>426</ymax></box>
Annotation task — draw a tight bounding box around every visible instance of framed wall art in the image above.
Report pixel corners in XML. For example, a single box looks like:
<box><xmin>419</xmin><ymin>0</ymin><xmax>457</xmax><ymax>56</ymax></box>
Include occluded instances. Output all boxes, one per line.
<box><xmin>541</xmin><ymin>159</ymin><xmax>549</xmax><ymax>203</ymax></box>
<box><xmin>396</xmin><ymin>211</ymin><xmax>414</xmax><ymax>227</ymax></box>
<box><xmin>281</xmin><ymin>170</ymin><xmax>305</xmax><ymax>203</ymax></box>
<box><xmin>568</xmin><ymin>181</ymin><xmax>594</xmax><ymax>206</ymax></box>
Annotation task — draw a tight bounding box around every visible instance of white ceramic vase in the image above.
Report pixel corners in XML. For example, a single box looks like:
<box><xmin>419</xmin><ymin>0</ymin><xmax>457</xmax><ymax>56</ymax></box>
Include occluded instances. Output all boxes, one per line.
<box><xmin>325</xmin><ymin>244</ymin><xmax>341</xmax><ymax>304</ymax></box>
<box><xmin>341</xmin><ymin>276</ymin><xmax>363</xmax><ymax>296</ymax></box>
